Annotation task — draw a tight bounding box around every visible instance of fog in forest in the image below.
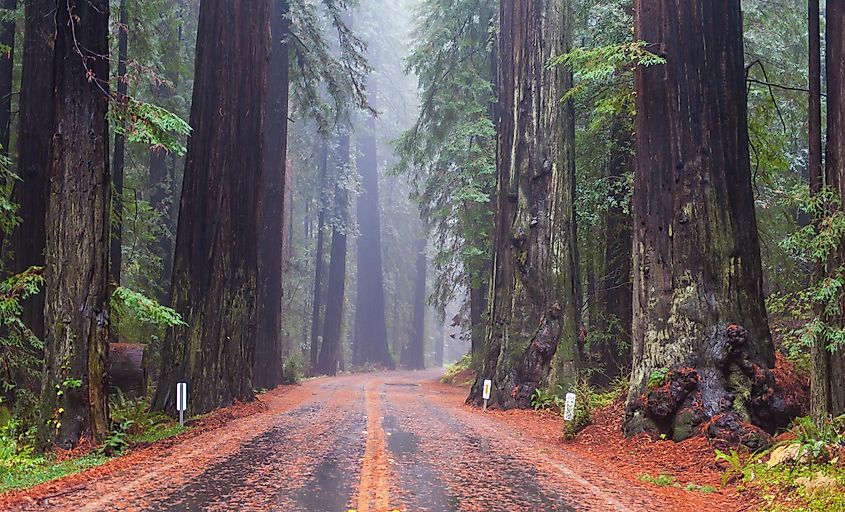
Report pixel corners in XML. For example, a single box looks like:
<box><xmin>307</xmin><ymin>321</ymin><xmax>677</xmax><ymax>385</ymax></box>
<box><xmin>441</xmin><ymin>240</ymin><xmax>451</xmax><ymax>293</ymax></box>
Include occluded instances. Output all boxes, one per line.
<box><xmin>2</xmin><ymin>1</ymin><xmax>843</xmax><ymax>509</ymax></box>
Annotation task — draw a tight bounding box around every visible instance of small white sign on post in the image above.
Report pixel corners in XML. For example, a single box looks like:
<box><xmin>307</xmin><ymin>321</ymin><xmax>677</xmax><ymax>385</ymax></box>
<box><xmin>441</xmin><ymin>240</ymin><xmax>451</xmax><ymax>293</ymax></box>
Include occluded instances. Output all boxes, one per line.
<box><xmin>482</xmin><ymin>379</ymin><xmax>492</xmax><ymax>410</ymax></box>
<box><xmin>177</xmin><ymin>382</ymin><xmax>188</xmax><ymax>426</ymax></box>
<box><xmin>563</xmin><ymin>392</ymin><xmax>576</xmax><ymax>421</ymax></box>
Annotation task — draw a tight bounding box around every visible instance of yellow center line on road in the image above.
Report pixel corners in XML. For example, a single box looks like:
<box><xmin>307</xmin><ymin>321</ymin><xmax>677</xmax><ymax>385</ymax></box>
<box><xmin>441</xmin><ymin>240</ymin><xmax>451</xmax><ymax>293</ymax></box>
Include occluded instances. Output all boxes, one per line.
<box><xmin>354</xmin><ymin>380</ymin><xmax>395</xmax><ymax>512</ymax></box>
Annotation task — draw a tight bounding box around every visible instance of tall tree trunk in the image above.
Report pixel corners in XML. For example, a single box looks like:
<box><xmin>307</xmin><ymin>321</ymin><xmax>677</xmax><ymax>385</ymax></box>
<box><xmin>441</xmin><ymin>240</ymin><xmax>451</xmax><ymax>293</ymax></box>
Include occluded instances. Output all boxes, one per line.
<box><xmin>625</xmin><ymin>0</ymin><xmax>781</xmax><ymax>441</ymax></box>
<box><xmin>435</xmin><ymin>316</ymin><xmax>444</xmax><ymax>367</ymax></box>
<box><xmin>468</xmin><ymin>283</ymin><xmax>486</xmax><ymax>357</ymax></box>
<box><xmin>468</xmin><ymin>0</ymin><xmax>579</xmax><ymax>408</ymax></box>
<box><xmin>592</xmin><ymin>120</ymin><xmax>633</xmax><ymax>387</ymax></box>
<box><xmin>817</xmin><ymin>0</ymin><xmax>845</xmax><ymax>417</ymax></box>
<box><xmin>0</xmin><ymin>0</ymin><xmax>15</xmax><ymax>155</ymax></box>
<box><xmin>148</xmin><ymin>146</ymin><xmax>174</xmax><ymax>305</ymax></box>
<box><xmin>39</xmin><ymin>0</ymin><xmax>111</xmax><ymax>449</ymax></box>
<box><xmin>405</xmin><ymin>238</ymin><xmax>427</xmax><ymax>370</ymax></box>
<box><xmin>110</xmin><ymin>0</ymin><xmax>127</xmax><ymax>294</ymax></box>
<box><xmin>309</xmin><ymin>143</ymin><xmax>328</xmax><ymax>375</ymax></box>
<box><xmin>352</xmin><ymin>115</ymin><xmax>393</xmax><ymax>368</ymax></box>
<box><xmin>11</xmin><ymin>0</ymin><xmax>54</xmax><ymax>340</ymax></box>
<box><xmin>152</xmin><ymin>0</ymin><xmax>270</xmax><ymax>415</ymax></box>
<box><xmin>254</xmin><ymin>0</ymin><xmax>290</xmax><ymax>390</ymax></box>
<box><xmin>316</xmin><ymin>133</ymin><xmax>350</xmax><ymax>376</ymax></box>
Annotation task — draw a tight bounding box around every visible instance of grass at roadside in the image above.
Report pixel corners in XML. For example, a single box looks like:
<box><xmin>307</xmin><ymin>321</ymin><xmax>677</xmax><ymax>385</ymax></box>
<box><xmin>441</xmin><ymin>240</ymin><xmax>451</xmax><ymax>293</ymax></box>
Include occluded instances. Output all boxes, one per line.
<box><xmin>0</xmin><ymin>394</ymin><xmax>187</xmax><ymax>494</ymax></box>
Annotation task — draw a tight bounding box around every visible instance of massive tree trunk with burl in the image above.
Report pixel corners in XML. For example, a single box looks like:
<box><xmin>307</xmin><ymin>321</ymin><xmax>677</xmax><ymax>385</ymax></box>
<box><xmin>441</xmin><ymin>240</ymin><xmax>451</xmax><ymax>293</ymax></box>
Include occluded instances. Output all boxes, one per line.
<box><xmin>39</xmin><ymin>0</ymin><xmax>111</xmax><ymax>449</ymax></box>
<box><xmin>12</xmin><ymin>0</ymin><xmax>55</xmax><ymax>341</ymax></box>
<box><xmin>153</xmin><ymin>0</ymin><xmax>270</xmax><ymax>415</ymax></box>
<box><xmin>254</xmin><ymin>0</ymin><xmax>290</xmax><ymax>390</ymax></box>
<box><xmin>468</xmin><ymin>0</ymin><xmax>580</xmax><ymax>408</ymax></box>
<box><xmin>352</xmin><ymin>115</ymin><xmax>393</xmax><ymax>368</ymax></box>
<box><xmin>625</xmin><ymin>0</ymin><xmax>793</xmax><ymax>445</ymax></box>
<box><xmin>814</xmin><ymin>0</ymin><xmax>845</xmax><ymax>418</ymax></box>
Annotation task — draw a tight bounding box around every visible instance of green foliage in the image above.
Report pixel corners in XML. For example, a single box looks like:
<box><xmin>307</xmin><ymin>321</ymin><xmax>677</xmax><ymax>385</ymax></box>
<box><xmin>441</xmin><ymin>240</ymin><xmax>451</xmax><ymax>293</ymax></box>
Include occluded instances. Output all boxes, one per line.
<box><xmin>0</xmin><ymin>268</ymin><xmax>45</xmax><ymax>425</ymax></box>
<box><xmin>0</xmin><ymin>453</ymin><xmax>109</xmax><ymax>493</ymax></box>
<box><xmin>394</xmin><ymin>0</ymin><xmax>497</xmax><ymax>313</ymax></box>
<box><xmin>109</xmin><ymin>392</ymin><xmax>185</xmax><ymax>447</ymax></box>
<box><xmin>440</xmin><ymin>353</ymin><xmax>473</xmax><ymax>385</ymax></box>
<box><xmin>531</xmin><ymin>387</ymin><xmax>565</xmax><ymax>411</ymax></box>
<box><xmin>283</xmin><ymin>354</ymin><xmax>305</xmax><ymax>385</ymax></box>
<box><xmin>779</xmin><ymin>187</ymin><xmax>845</xmax><ymax>356</ymax></box>
<box><xmin>637</xmin><ymin>473</ymin><xmax>677</xmax><ymax>487</ymax></box>
<box><xmin>647</xmin><ymin>367</ymin><xmax>670</xmax><ymax>388</ymax></box>
<box><xmin>790</xmin><ymin>415</ymin><xmax>845</xmax><ymax>461</ymax></box>
<box><xmin>715</xmin><ymin>449</ymin><xmax>762</xmax><ymax>487</ymax></box>
<box><xmin>111</xmin><ymin>286</ymin><xmax>187</xmax><ymax>329</ymax></box>
<box><xmin>289</xmin><ymin>0</ymin><xmax>373</xmax><ymax>129</ymax></box>
<box><xmin>108</xmin><ymin>96</ymin><xmax>192</xmax><ymax>155</ymax></box>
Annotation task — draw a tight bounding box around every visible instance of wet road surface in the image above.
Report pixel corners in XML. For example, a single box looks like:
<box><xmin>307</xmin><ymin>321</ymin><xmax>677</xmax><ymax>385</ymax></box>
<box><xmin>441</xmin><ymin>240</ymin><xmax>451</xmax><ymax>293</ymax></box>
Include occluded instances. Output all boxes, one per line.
<box><xmin>6</xmin><ymin>371</ymin><xmax>670</xmax><ymax>511</ymax></box>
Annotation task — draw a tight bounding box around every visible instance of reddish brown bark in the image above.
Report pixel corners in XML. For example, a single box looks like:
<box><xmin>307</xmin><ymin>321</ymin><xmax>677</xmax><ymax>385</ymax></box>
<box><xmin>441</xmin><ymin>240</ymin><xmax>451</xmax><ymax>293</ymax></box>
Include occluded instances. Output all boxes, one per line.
<box><xmin>12</xmin><ymin>0</ymin><xmax>55</xmax><ymax>341</ymax></box>
<box><xmin>625</xmin><ymin>0</ymin><xmax>780</xmax><ymax>441</ymax></box>
<box><xmin>816</xmin><ymin>0</ymin><xmax>845</xmax><ymax>417</ymax></box>
<box><xmin>469</xmin><ymin>0</ymin><xmax>580</xmax><ymax>408</ymax></box>
<box><xmin>39</xmin><ymin>0</ymin><xmax>111</xmax><ymax>449</ymax></box>
<box><xmin>153</xmin><ymin>0</ymin><xmax>271</xmax><ymax>415</ymax></box>
<box><xmin>254</xmin><ymin>0</ymin><xmax>290</xmax><ymax>390</ymax></box>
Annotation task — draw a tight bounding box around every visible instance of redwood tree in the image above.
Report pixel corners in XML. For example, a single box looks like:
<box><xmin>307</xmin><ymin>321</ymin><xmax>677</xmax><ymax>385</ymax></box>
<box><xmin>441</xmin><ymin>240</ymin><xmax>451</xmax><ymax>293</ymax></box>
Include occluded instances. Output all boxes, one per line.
<box><xmin>404</xmin><ymin>238</ymin><xmax>427</xmax><ymax>370</ymax></box>
<box><xmin>254</xmin><ymin>0</ymin><xmax>290</xmax><ymax>390</ymax></box>
<box><xmin>625</xmin><ymin>0</ymin><xmax>783</xmax><ymax>442</ymax></box>
<box><xmin>153</xmin><ymin>0</ymin><xmax>270</xmax><ymax>415</ymax></box>
<box><xmin>12</xmin><ymin>0</ymin><xmax>55</xmax><ymax>341</ymax></box>
<box><xmin>309</xmin><ymin>143</ymin><xmax>329</xmax><ymax>374</ymax></box>
<box><xmin>468</xmin><ymin>0</ymin><xmax>580</xmax><ymax>408</ymax></box>
<box><xmin>0</xmin><ymin>0</ymin><xmax>15</xmax><ymax>155</ymax></box>
<box><xmin>39</xmin><ymin>0</ymin><xmax>111</xmax><ymax>449</ymax></box>
<box><xmin>814</xmin><ymin>0</ymin><xmax>845</xmax><ymax>417</ymax></box>
<box><xmin>352</xmin><ymin>114</ymin><xmax>393</xmax><ymax>368</ymax></box>
<box><xmin>110</xmin><ymin>0</ymin><xmax>128</xmax><ymax>294</ymax></box>
<box><xmin>316</xmin><ymin>132</ymin><xmax>350</xmax><ymax>376</ymax></box>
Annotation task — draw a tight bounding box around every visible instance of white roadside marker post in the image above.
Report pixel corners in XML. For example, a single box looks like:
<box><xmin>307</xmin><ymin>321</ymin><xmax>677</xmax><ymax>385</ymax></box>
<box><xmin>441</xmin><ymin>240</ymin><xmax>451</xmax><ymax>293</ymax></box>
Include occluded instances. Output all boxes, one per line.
<box><xmin>563</xmin><ymin>392</ymin><xmax>576</xmax><ymax>422</ymax></box>
<box><xmin>177</xmin><ymin>382</ymin><xmax>188</xmax><ymax>426</ymax></box>
<box><xmin>482</xmin><ymin>379</ymin><xmax>492</xmax><ymax>411</ymax></box>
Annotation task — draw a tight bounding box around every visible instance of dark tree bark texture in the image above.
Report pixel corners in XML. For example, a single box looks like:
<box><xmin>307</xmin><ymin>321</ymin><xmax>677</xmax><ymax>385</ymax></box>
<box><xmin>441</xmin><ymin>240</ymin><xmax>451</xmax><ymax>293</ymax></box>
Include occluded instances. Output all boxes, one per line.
<box><xmin>254</xmin><ymin>0</ymin><xmax>290</xmax><ymax>390</ymax></box>
<box><xmin>12</xmin><ymin>0</ymin><xmax>54</xmax><ymax>341</ymax></box>
<box><xmin>309</xmin><ymin>143</ymin><xmax>328</xmax><ymax>375</ymax></box>
<box><xmin>153</xmin><ymin>0</ymin><xmax>270</xmax><ymax>415</ymax></box>
<box><xmin>39</xmin><ymin>0</ymin><xmax>111</xmax><ymax>449</ymax></box>
<box><xmin>404</xmin><ymin>238</ymin><xmax>427</xmax><ymax>370</ymax></box>
<box><xmin>110</xmin><ymin>0</ymin><xmax>128</xmax><ymax>293</ymax></box>
<box><xmin>592</xmin><ymin>120</ymin><xmax>633</xmax><ymax>387</ymax></box>
<box><xmin>625</xmin><ymin>0</ymin><xmax>785</xmax><ymax>445</ymax></box>
<box><xmin>816</xmin><ymin>0</ymin><xmax>845</xmax><ymax>418</ymax></box>
<box><xmin>316</xmin><ymin>133</ymin><xmax>350</xmax><ymax>376</ymax></box>
<box><xmin>0</xmin><ymin>0</ymin><xmax>15</xmax><ymax>155</ymax></box>
<box><xmin>352</xmin><ymin>115</ymin><xmax>393</xmax><ymax>368</ymax></box>
<box><xmin>468</xmin><ymin>0</ymin><xmax>580</xmax><ymax>409</ymax></box>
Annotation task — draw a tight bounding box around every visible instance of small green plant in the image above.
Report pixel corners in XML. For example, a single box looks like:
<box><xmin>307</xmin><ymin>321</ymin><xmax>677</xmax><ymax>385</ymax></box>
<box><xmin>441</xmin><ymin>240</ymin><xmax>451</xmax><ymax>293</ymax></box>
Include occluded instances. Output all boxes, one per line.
<box><xmin>715</xmin><ymin>448</ymin><xmax>762</xmax><ymax>486</ymax></box>
<box><xmin>647</xmin><ymin>367</ymin><xmax>670</xmax><ymax>388</ymax></box>
<box><xmin>638</xmin><ymin>473</ymin><xmax>678</xmax><ymax>487</ymax></box>
<box><xmin>283</xmin><ymin>354</ymin><xmax>304</xmax><ymax>384</ymax></box>
<box><xmin>685</xmin><ymin>483</ymin><xmax>716</xmax><ymax>493</ymax></box>
<box><xmin>441</xmin><ymin>354</ymin><xmax>473</xmax><ymax>385</ymax></box>
<box><xmin>531</xmin><ymin>387</ymin><xmax>564</xmax><ymax>411</ymax></box>
<box><xmin>791</xmin><ymin>415</ymin><xmax>845</xmax><ymax>461</ymax></box>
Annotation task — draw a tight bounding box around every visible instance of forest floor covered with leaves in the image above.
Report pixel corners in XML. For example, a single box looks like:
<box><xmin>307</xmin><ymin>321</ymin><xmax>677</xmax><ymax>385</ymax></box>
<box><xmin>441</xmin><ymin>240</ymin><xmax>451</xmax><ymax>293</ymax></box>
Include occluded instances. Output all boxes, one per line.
<box><xmin>0</xmin><ymin>367</ymin><xmax>840</xmax><ymax>511</ymax></box>
<box><xmin>0</xmin><ymin>370</ymin><xmax>781</xmax><ymax>511</ymax></box>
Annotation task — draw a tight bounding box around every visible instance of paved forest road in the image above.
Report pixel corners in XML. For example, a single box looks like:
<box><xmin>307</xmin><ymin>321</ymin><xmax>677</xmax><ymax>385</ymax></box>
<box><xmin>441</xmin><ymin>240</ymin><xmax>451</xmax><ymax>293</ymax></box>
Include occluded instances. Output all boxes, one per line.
<box><xmin>7</xmin><ymin>371</ymin><xmax>684</xmax><ymax>511</ymax></box>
